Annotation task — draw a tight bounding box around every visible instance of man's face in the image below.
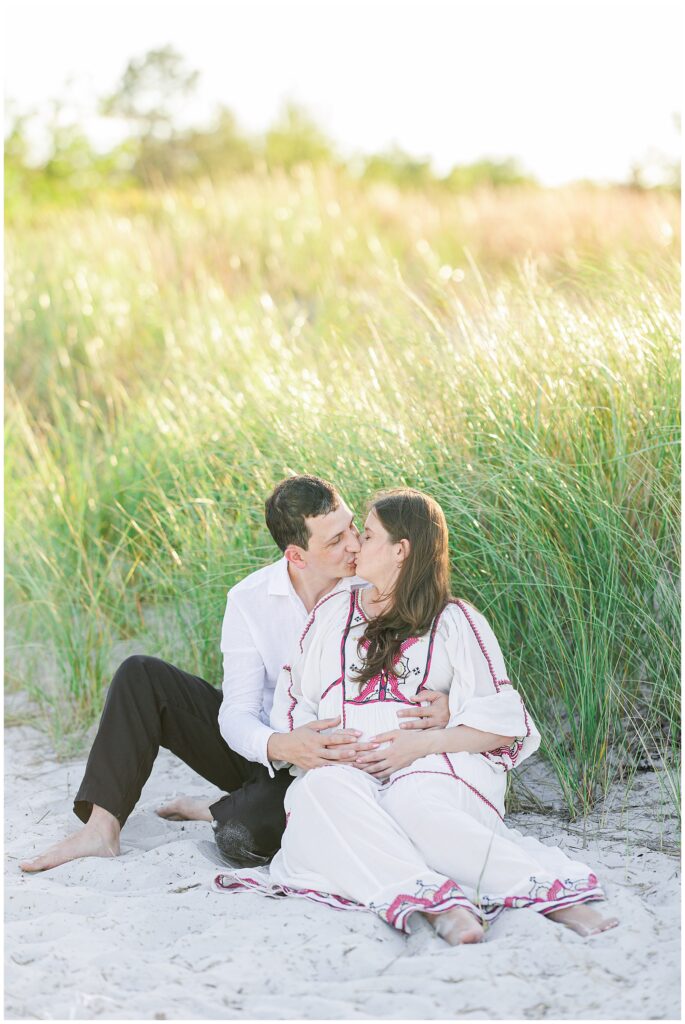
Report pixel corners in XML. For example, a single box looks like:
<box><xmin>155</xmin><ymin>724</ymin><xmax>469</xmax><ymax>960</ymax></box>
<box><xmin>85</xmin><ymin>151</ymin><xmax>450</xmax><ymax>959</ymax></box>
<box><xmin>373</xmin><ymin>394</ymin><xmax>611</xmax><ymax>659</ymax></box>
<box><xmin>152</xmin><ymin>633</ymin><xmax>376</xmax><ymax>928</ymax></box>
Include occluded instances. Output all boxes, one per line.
<box><xmin>298</xmin><ymin>499</ymin><xmax>361</xmax><ymax>579</ymax></box>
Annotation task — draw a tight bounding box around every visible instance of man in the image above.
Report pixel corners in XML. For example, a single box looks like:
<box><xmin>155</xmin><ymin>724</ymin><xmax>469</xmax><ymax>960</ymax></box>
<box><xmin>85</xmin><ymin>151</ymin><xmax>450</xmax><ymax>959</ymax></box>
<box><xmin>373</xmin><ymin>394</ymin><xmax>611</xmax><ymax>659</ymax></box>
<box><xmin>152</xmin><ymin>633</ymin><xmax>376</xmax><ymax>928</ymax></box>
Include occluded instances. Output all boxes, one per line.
<box><xmin>20</xmin><ymin>475</ymin><xmax>449</xmax><ymax>873</ymax></box>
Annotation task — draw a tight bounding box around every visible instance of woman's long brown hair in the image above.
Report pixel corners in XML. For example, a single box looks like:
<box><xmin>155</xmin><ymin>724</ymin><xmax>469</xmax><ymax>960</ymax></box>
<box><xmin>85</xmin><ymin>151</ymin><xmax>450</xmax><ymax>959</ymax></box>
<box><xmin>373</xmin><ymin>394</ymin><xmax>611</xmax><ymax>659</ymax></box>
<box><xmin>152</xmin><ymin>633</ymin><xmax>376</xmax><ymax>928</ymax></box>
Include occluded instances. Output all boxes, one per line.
<box><xmin>354</xmin><ymin>488</ymin><xmax>452</xmax><ymax>688</ymax></box>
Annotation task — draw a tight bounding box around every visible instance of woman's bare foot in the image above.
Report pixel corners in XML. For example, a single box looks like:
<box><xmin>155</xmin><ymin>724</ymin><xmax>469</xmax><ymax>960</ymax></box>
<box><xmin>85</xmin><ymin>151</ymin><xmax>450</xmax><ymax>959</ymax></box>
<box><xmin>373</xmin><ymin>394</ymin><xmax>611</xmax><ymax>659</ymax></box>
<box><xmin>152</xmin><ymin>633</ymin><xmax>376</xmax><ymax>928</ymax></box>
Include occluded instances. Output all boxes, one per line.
<box><xmin>425</xmin><ymin>906</ymin><xmax>485</xmax><ymax>945</ymax></box>
<box><xmin>547</xmin><ymin>903</ymin><xmax>619</xmax><ymax>937</ymax></box>
<box><xmin>156</xmin><ymin>796</ymin><xmax>213</xmax><ymax>822</ymax></box>
<box><xmin>19</xmin><ymin>806</ymin><xmax>121</xmax><ymax>873</ymax></box>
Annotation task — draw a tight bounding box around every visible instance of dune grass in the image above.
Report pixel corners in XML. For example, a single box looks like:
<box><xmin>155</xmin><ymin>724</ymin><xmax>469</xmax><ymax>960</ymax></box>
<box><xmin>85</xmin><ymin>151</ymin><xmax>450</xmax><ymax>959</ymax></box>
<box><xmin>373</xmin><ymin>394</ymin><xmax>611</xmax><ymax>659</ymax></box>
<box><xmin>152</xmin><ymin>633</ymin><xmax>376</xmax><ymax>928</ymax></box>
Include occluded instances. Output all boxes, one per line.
<box><xmin>4</xmin><ymin>167</ymin><xmax>680</xmax><ymax>817</ymax></box>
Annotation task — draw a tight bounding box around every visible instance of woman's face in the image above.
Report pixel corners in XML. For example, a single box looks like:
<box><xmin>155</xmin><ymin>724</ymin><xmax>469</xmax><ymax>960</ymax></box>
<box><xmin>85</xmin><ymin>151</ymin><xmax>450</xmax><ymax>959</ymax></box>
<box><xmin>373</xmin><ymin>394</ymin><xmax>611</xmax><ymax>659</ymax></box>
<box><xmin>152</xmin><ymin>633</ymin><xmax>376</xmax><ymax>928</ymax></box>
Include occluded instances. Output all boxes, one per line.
<box><xmin>355</xmin><ymin>507</ymin><xmax>404</xmax><ymax>589</ymax></box>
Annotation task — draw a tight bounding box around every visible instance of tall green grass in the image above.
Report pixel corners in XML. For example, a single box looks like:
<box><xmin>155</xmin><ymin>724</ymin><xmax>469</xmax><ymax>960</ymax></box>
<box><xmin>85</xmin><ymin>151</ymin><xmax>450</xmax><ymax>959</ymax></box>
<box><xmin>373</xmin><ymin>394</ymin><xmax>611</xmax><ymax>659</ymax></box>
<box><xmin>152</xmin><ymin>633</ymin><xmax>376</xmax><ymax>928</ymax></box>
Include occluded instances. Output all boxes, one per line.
<box><xmin>5</xmin><ymin>169</ymin><xmax>680</xmax><ymax>817</ymax></box>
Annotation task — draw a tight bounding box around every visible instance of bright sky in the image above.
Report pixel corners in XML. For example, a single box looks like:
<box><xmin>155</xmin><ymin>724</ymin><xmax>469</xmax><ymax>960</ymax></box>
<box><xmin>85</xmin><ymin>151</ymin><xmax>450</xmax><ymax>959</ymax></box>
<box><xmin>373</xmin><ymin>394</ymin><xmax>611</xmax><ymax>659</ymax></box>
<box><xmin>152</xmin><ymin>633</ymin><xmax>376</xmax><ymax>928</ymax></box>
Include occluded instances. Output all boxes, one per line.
<box><xmin>3</xmin><ymin>0</ymin><xmax>682</xmax><ymax>186</ymax></box>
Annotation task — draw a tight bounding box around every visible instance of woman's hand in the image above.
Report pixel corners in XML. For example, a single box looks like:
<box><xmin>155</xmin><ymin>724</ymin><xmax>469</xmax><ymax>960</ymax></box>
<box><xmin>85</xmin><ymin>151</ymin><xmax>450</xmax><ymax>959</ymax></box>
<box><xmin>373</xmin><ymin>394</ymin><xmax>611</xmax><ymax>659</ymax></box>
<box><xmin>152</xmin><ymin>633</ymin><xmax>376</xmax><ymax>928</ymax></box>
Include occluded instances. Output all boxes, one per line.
<box><xmin>354</xmin><ymin>728</ymin><xmax>432</xmax><ymax>780</ymax></box>
<box><xmin>396</xmin><ymin>690</ymin><xmax>450</xmax><ymax>729</ymax></box>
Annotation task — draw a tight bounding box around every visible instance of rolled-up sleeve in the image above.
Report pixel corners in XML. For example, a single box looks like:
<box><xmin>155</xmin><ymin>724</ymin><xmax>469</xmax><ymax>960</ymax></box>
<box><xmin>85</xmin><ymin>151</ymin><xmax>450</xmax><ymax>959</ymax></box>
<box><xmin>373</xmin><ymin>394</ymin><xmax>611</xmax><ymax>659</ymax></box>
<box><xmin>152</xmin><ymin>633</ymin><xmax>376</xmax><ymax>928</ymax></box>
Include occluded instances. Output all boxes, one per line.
<box><xmin>217</xmin><ymin>594</ymin><xmax>277</xmax><ymax>778</ymax></box>
<box><xmin>445</xmin><ymin>601</ymin><xmax>541</xmax><ymax>770</ymax></box>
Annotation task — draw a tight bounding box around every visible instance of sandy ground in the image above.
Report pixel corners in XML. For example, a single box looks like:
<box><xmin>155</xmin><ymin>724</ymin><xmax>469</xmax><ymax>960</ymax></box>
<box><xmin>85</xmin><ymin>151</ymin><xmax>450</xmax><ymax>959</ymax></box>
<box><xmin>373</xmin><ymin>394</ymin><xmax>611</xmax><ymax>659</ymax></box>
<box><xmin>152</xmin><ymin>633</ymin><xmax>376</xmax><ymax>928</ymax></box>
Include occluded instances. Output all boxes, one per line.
<box><xmin>4</xmin><ymin>714</ymin><xmax>681</xmax><ymax>1021</ymax></box>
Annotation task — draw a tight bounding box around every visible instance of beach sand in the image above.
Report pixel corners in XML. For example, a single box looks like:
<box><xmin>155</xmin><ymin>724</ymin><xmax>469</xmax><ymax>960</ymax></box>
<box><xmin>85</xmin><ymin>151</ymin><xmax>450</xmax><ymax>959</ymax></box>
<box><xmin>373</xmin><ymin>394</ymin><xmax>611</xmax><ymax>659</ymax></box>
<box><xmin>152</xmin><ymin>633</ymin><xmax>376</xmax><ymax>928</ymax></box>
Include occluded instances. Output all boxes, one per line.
<box><xmin>5</xmin><ymin>712</ymin><xmax>680</xmax><ymax>1020</ymax></box>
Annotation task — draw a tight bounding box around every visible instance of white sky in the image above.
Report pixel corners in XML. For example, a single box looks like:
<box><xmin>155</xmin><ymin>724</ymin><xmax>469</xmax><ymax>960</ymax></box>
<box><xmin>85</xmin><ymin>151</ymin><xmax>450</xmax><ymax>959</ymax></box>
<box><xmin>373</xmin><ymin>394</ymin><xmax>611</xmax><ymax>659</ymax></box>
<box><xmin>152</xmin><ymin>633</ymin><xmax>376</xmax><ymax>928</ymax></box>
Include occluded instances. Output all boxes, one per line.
<box><xmin>3</xmin><ymin>0</ymin><xmax>682</xmax><ymax>185</ymax></box>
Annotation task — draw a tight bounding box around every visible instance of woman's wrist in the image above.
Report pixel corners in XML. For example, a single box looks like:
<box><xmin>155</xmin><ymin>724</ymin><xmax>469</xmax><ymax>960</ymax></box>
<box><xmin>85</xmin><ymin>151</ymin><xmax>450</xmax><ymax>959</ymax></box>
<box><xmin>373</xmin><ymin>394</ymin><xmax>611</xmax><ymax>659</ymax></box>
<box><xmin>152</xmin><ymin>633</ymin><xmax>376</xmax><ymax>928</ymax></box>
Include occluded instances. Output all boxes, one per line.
<box><xmin>424</xmin><ymin>728</ymin><xmax>461</xmax><ymax>756</ymax></box>
<box><xmin>424</xmin><ymin>725</ymin><xmax>518</xmax><ymax>757</ymax></box>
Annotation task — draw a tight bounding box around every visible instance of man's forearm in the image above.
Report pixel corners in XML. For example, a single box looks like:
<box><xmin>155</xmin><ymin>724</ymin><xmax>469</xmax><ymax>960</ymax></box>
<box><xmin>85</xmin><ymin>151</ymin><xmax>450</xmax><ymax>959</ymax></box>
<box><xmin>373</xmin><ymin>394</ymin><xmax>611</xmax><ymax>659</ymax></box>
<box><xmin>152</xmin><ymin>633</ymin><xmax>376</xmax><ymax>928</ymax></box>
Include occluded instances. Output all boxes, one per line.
<box><xmin>424</xmin><ymin>724</ymin><xmax>516</xmax><ymax>756</ymax></box>
<box><xmin>218</xmin><ymin>704</ymin><xmax>278</xmax><ymax>777</ymax></box>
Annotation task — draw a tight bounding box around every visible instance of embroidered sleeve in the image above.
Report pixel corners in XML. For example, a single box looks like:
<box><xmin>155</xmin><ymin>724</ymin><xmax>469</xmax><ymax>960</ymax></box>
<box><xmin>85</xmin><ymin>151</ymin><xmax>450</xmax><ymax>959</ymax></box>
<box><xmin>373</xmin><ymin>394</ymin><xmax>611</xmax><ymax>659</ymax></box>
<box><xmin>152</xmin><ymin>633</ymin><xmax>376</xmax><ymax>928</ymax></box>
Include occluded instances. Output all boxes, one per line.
<box><xmin>442</xmin><ymin>601</ymin><xmax>541</xmax><ymax>771</ymax></box>
<box><xmin>269</xmin><ymin>590</ymin><xmax>352</xmax><ymax>767</ymax></box>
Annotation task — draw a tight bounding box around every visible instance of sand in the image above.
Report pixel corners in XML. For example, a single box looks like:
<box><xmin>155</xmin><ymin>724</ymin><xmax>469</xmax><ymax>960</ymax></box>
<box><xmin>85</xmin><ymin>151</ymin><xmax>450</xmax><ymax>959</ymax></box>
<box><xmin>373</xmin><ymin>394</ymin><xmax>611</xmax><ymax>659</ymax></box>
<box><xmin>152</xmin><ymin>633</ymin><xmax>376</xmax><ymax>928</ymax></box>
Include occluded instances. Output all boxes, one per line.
<box><xmin>4</xmin><ymin>712</ymin><xmax>681</xmax><ymax>1020</ymax></box>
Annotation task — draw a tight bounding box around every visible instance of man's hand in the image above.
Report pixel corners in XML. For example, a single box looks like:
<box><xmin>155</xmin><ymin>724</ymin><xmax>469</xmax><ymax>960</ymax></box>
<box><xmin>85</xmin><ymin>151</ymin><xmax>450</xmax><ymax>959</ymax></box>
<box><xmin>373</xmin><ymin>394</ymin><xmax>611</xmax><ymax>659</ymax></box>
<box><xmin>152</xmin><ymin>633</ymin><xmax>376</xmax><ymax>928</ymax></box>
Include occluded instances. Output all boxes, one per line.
<box><xmin>354</xmin><ymin>728</ymin><xmax>432</xmax><ymax>780</ymax></box>
<box><xmin>267</xmin><ymin>718</ymin><xmax>378</xmax><ymax>770</ymax></box>
<box><xmin>396</xmin><ymin>690</ymin><xmax>449</xmax><ymax>730</ymax></box>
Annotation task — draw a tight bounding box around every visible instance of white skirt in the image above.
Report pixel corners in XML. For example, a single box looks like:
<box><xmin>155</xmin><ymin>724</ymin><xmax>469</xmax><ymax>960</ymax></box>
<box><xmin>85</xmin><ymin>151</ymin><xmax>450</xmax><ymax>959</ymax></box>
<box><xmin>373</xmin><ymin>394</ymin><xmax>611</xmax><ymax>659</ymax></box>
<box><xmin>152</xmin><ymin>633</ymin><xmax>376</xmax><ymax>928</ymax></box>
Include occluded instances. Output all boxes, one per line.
<box><xmin>215</xmin><ymin>753</ymin><xmax>605</xmax><ymax>934</ymax></box>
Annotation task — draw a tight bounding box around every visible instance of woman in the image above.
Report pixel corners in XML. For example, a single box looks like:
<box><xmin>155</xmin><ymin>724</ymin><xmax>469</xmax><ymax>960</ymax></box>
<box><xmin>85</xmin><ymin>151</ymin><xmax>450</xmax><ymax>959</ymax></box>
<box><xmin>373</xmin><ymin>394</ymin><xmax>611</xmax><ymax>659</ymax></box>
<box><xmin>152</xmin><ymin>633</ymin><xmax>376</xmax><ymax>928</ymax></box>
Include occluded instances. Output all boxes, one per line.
<box><xmin>215</xmin><ymin>489</ymin><xmax>619</xmax><ymax>945</ymax></box>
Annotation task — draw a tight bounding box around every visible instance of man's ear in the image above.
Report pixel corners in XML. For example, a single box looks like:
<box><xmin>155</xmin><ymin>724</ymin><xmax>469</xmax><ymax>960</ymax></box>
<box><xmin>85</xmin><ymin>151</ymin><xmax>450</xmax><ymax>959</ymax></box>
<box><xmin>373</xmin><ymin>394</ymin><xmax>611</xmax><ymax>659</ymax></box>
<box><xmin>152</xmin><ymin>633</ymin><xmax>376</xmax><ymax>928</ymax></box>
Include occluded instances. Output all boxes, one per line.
<box><xmin>284</xmin><ymin>544</ymin><xmax>307</xmax><ymax>570</ymax></box>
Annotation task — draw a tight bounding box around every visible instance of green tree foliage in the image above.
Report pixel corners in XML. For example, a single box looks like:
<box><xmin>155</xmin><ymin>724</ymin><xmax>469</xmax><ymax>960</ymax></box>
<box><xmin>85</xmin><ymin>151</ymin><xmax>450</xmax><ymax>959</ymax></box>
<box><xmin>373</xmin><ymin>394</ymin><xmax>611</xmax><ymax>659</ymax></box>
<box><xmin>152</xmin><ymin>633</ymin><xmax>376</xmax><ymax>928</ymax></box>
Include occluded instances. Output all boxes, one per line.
<box><xmin>175</xmin><ymin>107</ymin><xmax>258</xmax><ymax>180</ymax></box>
<box><xmin>4</xmin><ymin>99</ymin><xmax>136</xmax><ymax>219</ymax></box>
<box><xmin>442</xmin><ymin>157</ymin><xmax>536</xmax><ymax>190</ymax></box>
<box><xmin>359</xmin><ymin>143</ymin><xmax>435</xmax><ymax>188</ymax></box>
<box><xmin>4</xmin><ymin>105</ymin><xmax>35</xmax><ymax>209</ymax></box>
<box><xmin>5</xmin><ymin>45</ymin><xmax>679</xmax><ymax>211</ymax></box>
<box><xmin>98</xmin><ymin>45</ymin><xmax>201</xmax><ymax>185</ymax></box>
<box><xmin>263</xmin><ymin>100</ymin><xmax>337</xmax><ymax>171</ymax></box>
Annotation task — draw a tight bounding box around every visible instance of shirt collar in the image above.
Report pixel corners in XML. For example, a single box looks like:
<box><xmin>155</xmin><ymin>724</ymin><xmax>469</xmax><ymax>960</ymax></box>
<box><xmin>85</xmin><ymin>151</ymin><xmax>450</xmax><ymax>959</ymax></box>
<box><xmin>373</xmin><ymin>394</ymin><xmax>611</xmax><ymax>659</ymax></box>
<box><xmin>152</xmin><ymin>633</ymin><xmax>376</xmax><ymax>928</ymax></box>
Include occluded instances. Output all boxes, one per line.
<box><xmin>267</xmin><ymin>557</ymin><xmax>365</xmax><ymax>599</ymax></box>
<box><xmin>267</xmin><ymin>556</ymin><xmax>293</xmax><ymax>597</ymax></box>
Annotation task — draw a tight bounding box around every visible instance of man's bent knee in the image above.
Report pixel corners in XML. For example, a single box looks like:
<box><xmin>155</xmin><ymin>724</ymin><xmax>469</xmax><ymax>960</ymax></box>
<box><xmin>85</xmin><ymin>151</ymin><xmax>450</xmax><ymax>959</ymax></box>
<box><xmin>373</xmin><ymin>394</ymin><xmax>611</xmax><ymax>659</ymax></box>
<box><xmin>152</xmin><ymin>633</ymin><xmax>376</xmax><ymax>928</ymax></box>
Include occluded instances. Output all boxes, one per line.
<box><xmin>109</xmin><ymin>654</ymin><xmax>165</xmax><ymax>695</ymax></box>
<box><xmin>113</xmin><ymin>653</ymin><xmax>150</xmax><ymax>682</ymax></box>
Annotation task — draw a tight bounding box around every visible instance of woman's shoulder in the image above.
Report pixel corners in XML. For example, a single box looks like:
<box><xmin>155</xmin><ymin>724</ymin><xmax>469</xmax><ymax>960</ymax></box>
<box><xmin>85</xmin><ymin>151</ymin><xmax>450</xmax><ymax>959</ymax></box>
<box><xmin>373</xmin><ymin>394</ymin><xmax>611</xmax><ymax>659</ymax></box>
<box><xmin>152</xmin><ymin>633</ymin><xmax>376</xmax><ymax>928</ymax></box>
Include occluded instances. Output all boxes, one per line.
<box><xmin>436</xmin><ymin>597</ymin><xmax>508</xmax><ymax>672</ymax></box>
<box><xmin>435</xmin><ymin>597</ymin><xmax>492</xmax><ymax>640</ymax></box>
<box><xmin>297</xmin><ymin>585</ymin><xmax>358</xmax><ymax>653</ymax></box>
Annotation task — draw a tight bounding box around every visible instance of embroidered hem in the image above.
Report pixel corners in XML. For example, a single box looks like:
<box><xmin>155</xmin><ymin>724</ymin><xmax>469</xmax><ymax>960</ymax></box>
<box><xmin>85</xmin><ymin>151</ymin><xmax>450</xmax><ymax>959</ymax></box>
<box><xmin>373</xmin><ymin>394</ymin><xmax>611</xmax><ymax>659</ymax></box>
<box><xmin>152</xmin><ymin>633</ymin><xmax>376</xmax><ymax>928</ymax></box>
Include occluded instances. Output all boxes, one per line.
<box><xmin>213</xmin><ymin>870</ymin><xmax>605</xmax><ymax>935</ymax></box>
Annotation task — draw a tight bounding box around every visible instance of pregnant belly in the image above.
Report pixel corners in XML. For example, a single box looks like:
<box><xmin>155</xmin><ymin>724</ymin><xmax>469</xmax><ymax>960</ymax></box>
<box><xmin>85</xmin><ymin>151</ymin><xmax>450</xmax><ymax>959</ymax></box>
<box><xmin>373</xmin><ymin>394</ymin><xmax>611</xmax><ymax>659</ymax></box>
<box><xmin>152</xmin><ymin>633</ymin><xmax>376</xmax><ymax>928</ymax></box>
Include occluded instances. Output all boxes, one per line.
<box><xmin>339</xmin><ymin>701</ymin><xmax>418</xmax><ymax>744</ymax></box>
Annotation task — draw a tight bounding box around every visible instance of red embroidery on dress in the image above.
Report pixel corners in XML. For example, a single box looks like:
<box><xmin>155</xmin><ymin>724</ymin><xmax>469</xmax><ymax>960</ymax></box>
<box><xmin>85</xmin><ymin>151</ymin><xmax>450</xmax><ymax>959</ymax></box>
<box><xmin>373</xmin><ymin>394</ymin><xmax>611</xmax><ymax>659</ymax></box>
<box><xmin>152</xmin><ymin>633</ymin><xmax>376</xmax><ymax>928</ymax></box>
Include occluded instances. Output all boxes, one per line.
<box><xmin>450</xmin><ymin>598</ymin><xmax>509</xmax><ymax>693</ymax></box>
<box><xmin>214</xmin><ymin>870</ymin><xmax>603</xmax><ymax>926</ymax></box>
<box><xmin>383</xmin><ymin>764</ymin><xmax>504</xmax><ymax>823</ymax></box>
<box><xmin>354</xmin><ymin>589</ymin><xmax>437</xmax><ymax>702</ymax></box>
<box><xmin>521</xmin><ymin>696</ymin><xmax>532</xmax><ymax>736</ymax></box>
<box><xmin>298</xmin><ymin>590</ymin><xmax>347</xmax><ymax>652</ymax></box>
<box><xmin>449</xmin><ymin>600</ymin><xmax>534</xmax><ymax>748</ymax></box>
<box><xmin>384</xmin><ymin>878</ymin><xmax>473</xmax><ymax>929</ymax></box>
<box><xmin>213</xmin><ymin>873</ymin><xmax>363</xmax><ymax>910</ymax></box>
<box><xmin>498</xmin><ymin>873</ymin><xmax>603</xmax><ymax>911</ymax></box>
<box><xmin>417</xmin><ymin>608</ymin><xmax>445</xmax><ymax>691</ymax></box>
<box><xmin>383</xmin><ymin>769</ymin><xmax>449</xmax><ymax>785</ymax></box>
<box><xmin>482</xmin><ymin>734</ymin><xmax>525</xmax><ymax>771</ymax></box>
<box><xmin>339</xmin><ymin>592</ymin><xmax>357</xmax><ymax>727</ymax></box>
<box><xmin>284</xmin><ymin>665</ymin><xmax>296</xmax><ymax>731</ymax></box>
<box><xmin>537</xmin><ymin>892</ymin><xmax>604</xmax><ymax>914</ymax></box>
<box><xmin>280</xmin><ymin>886</ymin><xmax>359</xmax><ymax>907</ymax></box>
<box><xmin>343</xmin><ymin>697</ymin><xmax>414</xmax><ymax>706</ymax></box>
<box><xmin>441</xmin><ymin>753</ymin><xmax>505</xmax><ymax>820</ymax></box>
<box><xmin>482</xmin><ymin>694</ymin><xmax>532</xmax><ymax>771</ymax></box>
<box><xmin>291</xmin><ymin>590</ymin><xmax>352</xmax><ymax>728</ymax></box>
<box><xmin>346</xmin><ymin>635</ymin><xmax>421</xmax><ymax>706</ymax></box>
<box><xmin>321</xmin><ymin>677</ymin><xmax>342</xmax><ymax>701</ymax></box>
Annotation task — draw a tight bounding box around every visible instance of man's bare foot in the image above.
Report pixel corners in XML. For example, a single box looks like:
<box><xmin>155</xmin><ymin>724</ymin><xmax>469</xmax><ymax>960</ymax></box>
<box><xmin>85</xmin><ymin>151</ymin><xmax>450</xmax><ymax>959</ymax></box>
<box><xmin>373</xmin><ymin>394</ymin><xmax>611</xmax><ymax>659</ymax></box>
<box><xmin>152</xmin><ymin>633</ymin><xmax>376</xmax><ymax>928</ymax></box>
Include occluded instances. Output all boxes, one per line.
<box><xmin>425</xmin><ymin>906</ymin><xmax>485</xmax><ymax>945</ymax></box>
<box><xmin>156</xmin><ymin>796</ymin><xmax>213</xmax><ymax>823</ymax></box>
<box><xmin>19</xmin><ymin>806</ymin><xmax>121</xmax><ymax>873</ymax></box>
<box><xmin>547</xmin><ymin>902</ymin><xmax>620</xmax><ymax>937</ymax></box>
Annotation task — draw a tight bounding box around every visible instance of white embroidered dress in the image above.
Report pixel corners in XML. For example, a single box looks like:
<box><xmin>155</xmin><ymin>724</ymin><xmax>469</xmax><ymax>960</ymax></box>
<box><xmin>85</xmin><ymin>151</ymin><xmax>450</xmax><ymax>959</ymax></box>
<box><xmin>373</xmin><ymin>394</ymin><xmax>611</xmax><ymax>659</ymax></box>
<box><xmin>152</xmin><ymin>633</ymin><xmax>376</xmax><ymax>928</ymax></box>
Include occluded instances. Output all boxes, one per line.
<box><xmin>215</xmin><ymin>585</ymin><xmax>606</xmax><ymax>933</ymax></box>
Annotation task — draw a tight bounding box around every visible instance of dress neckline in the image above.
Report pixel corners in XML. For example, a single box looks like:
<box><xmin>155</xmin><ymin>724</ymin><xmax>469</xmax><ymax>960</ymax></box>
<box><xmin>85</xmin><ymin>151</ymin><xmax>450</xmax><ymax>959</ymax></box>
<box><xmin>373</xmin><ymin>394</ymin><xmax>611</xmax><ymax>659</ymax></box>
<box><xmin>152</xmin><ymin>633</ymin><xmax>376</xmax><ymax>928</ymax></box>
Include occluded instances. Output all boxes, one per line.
<box><xmin>355</xmin><ymin>587</ymin><xmax>371</xmax><ymax>622</ymax></box>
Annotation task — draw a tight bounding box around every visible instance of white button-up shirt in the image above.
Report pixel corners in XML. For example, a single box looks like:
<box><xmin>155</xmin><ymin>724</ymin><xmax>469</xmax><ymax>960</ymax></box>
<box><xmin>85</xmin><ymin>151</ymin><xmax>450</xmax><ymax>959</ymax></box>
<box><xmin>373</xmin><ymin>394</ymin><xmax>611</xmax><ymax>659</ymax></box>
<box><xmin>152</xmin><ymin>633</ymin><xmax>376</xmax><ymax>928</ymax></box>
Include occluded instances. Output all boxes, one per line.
<box><xmin>217</xmin><ymin>557</ymin><xmax>359</xmax><ymax>777</ymax></box>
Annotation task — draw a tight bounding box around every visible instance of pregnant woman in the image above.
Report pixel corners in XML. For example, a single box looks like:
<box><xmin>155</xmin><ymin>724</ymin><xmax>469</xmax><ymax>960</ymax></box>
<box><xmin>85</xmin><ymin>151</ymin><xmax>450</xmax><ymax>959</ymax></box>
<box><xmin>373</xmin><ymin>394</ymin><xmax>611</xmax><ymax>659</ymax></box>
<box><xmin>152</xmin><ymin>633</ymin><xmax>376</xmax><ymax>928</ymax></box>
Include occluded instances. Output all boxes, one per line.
<box><xmin>215</xmin><ymin>488</ymin><xmax>619</xmax><ymax>945</ymax></box>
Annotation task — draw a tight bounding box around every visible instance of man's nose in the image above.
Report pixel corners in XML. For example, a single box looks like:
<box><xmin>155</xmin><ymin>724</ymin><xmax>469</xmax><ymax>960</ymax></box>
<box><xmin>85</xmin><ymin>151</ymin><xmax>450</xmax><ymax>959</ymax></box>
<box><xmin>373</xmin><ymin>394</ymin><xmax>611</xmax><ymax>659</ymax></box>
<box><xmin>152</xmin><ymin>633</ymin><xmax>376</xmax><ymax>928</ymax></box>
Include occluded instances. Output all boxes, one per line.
<box><xmin>347</xmin><ymin>530</ymin><xmax>361</xmax><ymax>552</ymax></box>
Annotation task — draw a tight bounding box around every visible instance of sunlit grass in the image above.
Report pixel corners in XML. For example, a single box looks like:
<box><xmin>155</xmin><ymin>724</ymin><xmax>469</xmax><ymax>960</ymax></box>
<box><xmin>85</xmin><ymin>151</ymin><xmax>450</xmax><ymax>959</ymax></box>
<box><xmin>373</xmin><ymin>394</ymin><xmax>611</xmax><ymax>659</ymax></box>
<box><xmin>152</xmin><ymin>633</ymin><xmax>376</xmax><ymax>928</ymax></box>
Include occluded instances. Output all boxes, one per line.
<box><xmin>4</xmin><ymin>168</ymin><xmax>680</xmax><ymax>818</ymax></box>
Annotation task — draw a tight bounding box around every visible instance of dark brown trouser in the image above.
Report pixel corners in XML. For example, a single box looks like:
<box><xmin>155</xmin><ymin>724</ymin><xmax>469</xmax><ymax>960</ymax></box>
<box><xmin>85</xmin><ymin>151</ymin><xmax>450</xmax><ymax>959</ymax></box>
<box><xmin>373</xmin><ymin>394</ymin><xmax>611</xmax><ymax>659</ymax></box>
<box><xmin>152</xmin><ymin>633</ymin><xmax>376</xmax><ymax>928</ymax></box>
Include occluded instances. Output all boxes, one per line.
<box><xmin>73</xmin><ymin>654</ymin><xmax>293</xmax><ymax>865</ymax></box>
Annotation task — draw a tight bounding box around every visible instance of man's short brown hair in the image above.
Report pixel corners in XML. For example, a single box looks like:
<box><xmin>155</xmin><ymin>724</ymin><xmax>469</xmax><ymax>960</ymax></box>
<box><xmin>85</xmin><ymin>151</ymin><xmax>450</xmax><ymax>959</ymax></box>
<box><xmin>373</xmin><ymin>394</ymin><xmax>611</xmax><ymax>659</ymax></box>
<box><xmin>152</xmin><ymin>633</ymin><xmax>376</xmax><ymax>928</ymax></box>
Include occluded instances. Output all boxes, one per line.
<box><xmin>265</xmin><ymin>475</ymin><xmax>339</xmax><ymax>552</ymax></box>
